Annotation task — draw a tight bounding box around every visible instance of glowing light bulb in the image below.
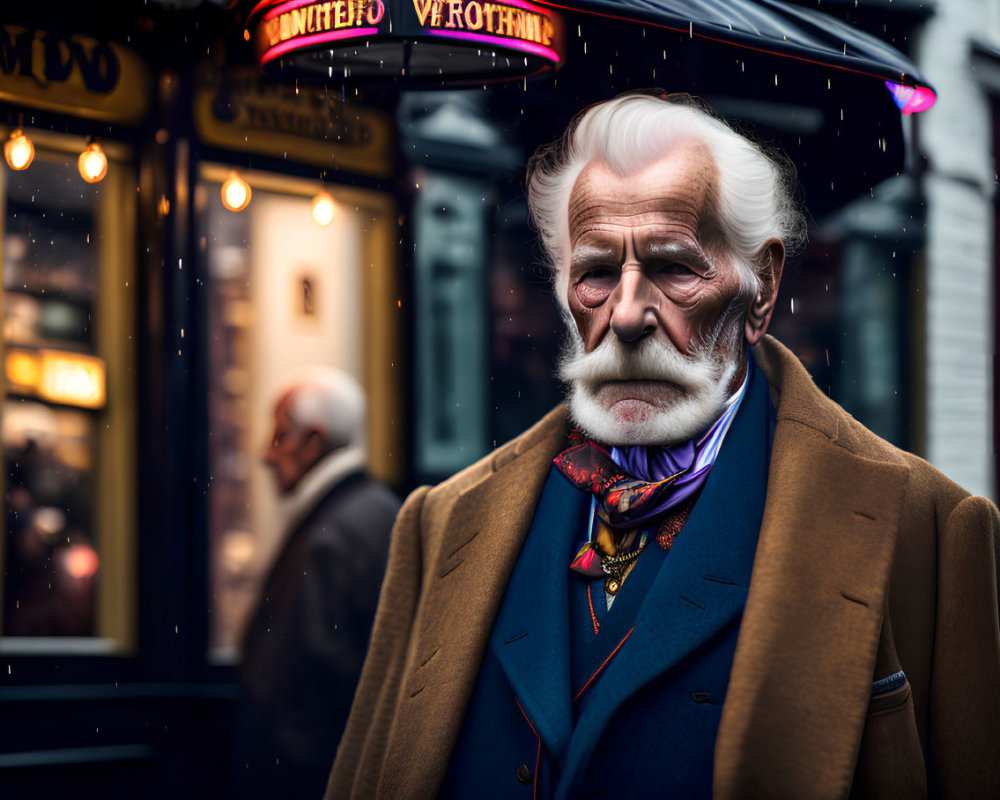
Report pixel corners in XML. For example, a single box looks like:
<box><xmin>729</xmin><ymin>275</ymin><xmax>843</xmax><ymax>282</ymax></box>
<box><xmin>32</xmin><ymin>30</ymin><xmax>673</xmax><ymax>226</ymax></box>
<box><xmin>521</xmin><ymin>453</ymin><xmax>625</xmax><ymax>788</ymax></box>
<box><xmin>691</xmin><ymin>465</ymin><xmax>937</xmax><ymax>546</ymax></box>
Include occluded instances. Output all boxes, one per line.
<box><xmin>78</xmin><ymin>142</ymin><xmax>108</xmax><ymax>183</ymax></box>
<box><xmin>4</xmin><ymin>129</ymin><xmax>34</xmax><ymax>171</ymax></box>
<box><xmin>221</xmin><ymin>173</ymin><xmax>251</xmax><ymax>212</ymax></box>
<box><xmin>311</xmin><ymin>192</ymin><xmax>336</xmax><ymax>226</ymax></box>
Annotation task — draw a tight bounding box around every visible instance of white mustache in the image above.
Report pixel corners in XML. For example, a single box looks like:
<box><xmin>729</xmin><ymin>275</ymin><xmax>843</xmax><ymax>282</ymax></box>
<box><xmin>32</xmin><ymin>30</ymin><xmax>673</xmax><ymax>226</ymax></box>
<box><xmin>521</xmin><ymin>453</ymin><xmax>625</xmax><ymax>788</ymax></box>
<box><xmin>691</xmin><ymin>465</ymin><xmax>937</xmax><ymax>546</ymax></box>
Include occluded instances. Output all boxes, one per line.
<box><xmin>558</xmin><ymin>333</ymin><xmax>721</xmax><ymax>393</ymax></box>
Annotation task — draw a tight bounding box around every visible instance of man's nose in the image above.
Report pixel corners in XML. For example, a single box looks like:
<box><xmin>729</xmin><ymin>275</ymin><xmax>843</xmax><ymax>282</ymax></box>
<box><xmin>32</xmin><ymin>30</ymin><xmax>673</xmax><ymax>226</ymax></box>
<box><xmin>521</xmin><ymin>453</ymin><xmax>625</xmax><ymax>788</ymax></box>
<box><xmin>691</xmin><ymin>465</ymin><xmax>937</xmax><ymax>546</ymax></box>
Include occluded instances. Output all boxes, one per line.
<box><xmin>609</xmin><ymin>267</ymin><xmax>659</xmax><ymax>343</ymax></box>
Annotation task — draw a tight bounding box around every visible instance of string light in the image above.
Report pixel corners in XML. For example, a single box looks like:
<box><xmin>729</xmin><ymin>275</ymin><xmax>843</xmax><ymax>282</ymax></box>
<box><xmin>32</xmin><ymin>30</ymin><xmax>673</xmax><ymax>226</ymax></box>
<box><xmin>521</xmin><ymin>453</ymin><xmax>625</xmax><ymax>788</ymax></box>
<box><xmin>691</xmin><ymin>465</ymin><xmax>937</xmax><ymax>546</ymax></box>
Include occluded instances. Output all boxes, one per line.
<box><xmin>4</xmin><ymin>129</ymin><xmax>34</xmax><ymax>171</ymax></box>
<box><xmin>221</xmin><ymin>172</ymin><xmax>252</xmax><ymax>212</ymax></box>
<box><xmin>311</xmin><ymin>192</ymin><xmax>336</xmax><ymax>226</ymax></box>
<box><xmin>78</xmin><ymin>141</ymin><xmax>108</xmax><ymax>183</ymax></box>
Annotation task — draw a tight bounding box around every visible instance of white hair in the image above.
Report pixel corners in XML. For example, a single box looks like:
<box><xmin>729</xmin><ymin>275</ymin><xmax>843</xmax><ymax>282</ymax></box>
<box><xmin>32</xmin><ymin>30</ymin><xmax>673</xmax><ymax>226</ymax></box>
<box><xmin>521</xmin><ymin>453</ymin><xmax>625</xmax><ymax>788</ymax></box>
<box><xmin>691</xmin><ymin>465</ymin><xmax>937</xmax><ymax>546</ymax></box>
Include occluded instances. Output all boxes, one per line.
<box><xmin>526</xmin><ymin>92</ymin><xmax>806</xmax><ymax>309</ymax></box>
<box><xmin>278</xmin><ymin>366</ymin><xmax>367</xmax><ymax>451</ymax></box>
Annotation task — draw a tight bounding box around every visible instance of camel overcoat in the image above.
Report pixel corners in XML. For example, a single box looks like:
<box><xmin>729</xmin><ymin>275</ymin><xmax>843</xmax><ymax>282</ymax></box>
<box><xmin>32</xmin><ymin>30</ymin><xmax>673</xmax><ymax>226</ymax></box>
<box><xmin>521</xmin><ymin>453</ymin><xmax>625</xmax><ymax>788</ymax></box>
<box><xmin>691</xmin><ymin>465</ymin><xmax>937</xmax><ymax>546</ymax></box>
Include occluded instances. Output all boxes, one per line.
<box><xmin>327</xmin><ymin>336</ymin><xmax>1000</xmax><ymax>799</ymax></box>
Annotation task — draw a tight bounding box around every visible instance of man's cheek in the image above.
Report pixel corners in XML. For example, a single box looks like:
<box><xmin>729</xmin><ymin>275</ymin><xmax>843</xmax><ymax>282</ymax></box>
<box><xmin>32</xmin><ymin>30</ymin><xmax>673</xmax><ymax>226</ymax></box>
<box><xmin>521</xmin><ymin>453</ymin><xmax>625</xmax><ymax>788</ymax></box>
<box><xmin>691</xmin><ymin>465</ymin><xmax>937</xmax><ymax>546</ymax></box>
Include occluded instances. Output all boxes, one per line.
<box><xmin>570</xmin><ymin>305</ymin><xmax>609</xmax><ymax>352</ymax></box>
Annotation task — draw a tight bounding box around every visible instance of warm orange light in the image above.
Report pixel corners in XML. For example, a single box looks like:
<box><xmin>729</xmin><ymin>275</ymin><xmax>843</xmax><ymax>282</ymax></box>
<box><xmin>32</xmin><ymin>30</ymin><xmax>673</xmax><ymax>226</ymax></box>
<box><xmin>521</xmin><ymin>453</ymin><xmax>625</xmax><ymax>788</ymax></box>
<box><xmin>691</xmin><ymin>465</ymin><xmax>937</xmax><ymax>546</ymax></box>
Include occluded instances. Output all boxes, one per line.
<box><xmin>37</xmin><ymin>350</ymin><xmax>107</xmax><ymax>409</ymax></box>
<box><xmin>78</xmin><ymin>142</ymin><xmax>108</xmax><ymax>183</ymax></box>
<box><xmin>5</xmin><ymin>350</ymin><xmax>41</xmax><ymax>388</ymax></box>
<box><xmin>63</xmin><ymin>544</ymin><xmax>100</xmax><ymax>578</ymax></box>
<box><xmin>311</xmin><ymin>192</ymin><xmax>336</xmax><ymax>226</ymax></box>
<box><xmin>4</xmin><ymin>129</ymin><xmax>34</xmax><ymax>171</ymax></box>
<box><xmin>221</xmin><ymin>172</ymin><xmax>252</xmax><ymax>212</ymax></box>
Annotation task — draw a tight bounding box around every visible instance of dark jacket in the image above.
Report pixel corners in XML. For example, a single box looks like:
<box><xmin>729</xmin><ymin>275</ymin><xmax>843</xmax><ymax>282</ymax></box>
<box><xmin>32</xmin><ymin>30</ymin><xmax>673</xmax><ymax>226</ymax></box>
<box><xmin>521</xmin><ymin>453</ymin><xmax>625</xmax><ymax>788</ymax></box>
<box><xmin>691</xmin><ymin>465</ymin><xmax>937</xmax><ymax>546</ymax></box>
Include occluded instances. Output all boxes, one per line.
<box><xmin>236</xmin><ymin>471</ymin><xmax>399</xmax><ymax>800</ymax></box>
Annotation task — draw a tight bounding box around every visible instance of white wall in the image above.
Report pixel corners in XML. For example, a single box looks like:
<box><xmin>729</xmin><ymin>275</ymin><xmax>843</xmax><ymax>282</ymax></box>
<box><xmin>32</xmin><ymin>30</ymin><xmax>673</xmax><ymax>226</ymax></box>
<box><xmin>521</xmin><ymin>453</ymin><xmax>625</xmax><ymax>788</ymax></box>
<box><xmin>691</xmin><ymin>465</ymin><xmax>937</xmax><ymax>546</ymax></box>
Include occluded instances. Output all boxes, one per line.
<box><xmin>918</xmin><ymin>0</ymin><xmax>996</xmax><ymax>498</ymax></box>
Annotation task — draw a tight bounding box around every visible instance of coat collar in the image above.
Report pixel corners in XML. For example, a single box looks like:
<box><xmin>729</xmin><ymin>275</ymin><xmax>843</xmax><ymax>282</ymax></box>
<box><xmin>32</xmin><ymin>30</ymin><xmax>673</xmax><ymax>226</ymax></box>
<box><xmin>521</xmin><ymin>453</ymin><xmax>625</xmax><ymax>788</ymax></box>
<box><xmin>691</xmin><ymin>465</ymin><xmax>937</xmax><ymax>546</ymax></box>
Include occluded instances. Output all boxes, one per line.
<box><xmin>389</xmin><ymin>408</ymin><xmax>569</xmax><ymax>796</ymax></box>
<box><xmin>713</xmin><ymin>336</ymin><xmax>911</xmax><ymax>799</ymax></box>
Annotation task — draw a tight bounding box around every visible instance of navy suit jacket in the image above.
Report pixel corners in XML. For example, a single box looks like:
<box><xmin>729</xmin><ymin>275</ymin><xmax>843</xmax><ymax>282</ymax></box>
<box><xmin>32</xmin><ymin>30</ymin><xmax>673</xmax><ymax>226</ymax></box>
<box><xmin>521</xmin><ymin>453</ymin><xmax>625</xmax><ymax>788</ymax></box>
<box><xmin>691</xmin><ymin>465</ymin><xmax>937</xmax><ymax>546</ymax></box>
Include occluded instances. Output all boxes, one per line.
<box><xmin>442</xmin><ymin>364</ymin><xmax>773</xmax><ymax>799</ymax></box>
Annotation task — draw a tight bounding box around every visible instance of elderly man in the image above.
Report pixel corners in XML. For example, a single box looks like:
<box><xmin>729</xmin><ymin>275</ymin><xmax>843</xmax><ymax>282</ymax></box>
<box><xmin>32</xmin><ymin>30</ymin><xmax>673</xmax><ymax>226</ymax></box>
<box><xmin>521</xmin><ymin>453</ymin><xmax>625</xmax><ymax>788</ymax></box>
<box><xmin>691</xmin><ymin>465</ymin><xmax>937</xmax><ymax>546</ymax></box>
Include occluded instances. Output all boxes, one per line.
<box><xmin>235</xmin><ymin>367</ymin><xmax>399</xmax><ymax>800</ymax></box>
<box><xmin>328</xmin><ymin>93</ymin><xmax>1000</xmax><ymax>799</ymax></box>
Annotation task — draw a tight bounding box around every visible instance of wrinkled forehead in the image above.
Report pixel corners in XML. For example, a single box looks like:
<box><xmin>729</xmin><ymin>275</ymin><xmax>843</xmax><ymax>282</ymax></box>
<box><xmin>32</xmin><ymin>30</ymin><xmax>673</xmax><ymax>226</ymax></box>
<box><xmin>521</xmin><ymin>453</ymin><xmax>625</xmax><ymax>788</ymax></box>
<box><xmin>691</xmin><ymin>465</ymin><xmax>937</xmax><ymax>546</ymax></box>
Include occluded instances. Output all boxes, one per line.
<box><xmin>567</xmin><ymin>143</ymin><xmax>719</xmax><ymax>246</ymax></box>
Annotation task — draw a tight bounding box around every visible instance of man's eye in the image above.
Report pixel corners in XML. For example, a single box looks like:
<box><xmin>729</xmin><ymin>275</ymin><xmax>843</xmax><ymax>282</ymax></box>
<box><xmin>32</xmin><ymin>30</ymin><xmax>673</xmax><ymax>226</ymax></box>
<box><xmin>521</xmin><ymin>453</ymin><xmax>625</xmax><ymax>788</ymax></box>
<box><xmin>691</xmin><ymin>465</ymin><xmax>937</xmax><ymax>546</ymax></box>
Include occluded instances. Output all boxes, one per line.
<box><xmin>576</xmin><ymin>268</ymin><xmax>619</xmax><ymax>288</ymax></box>
<box><xmin>652</xmin><ymin>262</ymin><xmax>695</xmax><ymax>277</ymax></box>
<box><xmin>574</xmin><ymin>267</ymin><xmax>618</xmax><ymax>308</ymax></box>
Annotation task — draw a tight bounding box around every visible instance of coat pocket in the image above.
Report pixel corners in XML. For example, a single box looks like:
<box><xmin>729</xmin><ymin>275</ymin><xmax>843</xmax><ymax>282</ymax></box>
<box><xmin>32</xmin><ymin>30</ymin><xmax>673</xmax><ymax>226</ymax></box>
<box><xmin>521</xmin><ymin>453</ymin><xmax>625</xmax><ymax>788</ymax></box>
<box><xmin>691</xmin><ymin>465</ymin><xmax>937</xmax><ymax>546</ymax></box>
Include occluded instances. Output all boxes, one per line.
<box><xmin>867</xmin><ymin>673</ymin><xmax>913</xmax><ymax>719</ymax></box>
<box><xmin>850</xmin><ymin>675</ymin><xmax>926</xmax><ymax>799</ymax></box>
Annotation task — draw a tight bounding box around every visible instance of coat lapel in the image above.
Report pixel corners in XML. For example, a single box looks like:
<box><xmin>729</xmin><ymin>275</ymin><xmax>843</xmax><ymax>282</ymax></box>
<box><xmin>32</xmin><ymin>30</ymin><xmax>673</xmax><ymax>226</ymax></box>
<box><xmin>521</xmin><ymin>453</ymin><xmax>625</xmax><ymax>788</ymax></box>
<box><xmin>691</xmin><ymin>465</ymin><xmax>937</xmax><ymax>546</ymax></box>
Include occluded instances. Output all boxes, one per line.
<box><xmin>558</xmin><ymin>358</ymin><xmax>770</xmax><ymax>797</ymax></box>
<box><xmin>713</xmin><ymin>338</ymin><xmax>911</xmax><ymax>800</ymax></box>
<box><xmin>489</xmin><ymin>467</ymin><xmax>588</xmax><ymax>762</ymax></box>
<box><xmin>381</xmin><ymin>410</ymin><xmax>568</xmax><ymax>797</ymax></box>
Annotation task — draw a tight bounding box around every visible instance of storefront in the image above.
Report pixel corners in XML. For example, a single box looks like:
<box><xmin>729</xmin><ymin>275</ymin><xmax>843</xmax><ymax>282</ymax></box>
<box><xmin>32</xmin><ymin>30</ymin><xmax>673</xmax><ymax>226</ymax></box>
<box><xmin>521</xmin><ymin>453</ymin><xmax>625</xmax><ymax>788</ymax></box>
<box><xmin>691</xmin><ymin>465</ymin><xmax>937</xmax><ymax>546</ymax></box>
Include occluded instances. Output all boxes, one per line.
<box><xmin>0</xmin><ymin>26</ymin><xmax>143</xmax><ymax>652</ymax></box>
<box><xmin>0</xmin><ymin>10</ymin><xmax>403</xmax><ymax>795</ymax></box>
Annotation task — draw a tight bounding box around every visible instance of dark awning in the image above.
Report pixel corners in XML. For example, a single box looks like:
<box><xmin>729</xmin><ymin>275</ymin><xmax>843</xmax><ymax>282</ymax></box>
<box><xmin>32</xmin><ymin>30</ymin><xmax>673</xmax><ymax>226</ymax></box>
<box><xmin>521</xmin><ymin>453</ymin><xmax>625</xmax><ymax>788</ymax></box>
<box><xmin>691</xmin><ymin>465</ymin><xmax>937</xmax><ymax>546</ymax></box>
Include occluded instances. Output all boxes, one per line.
<box><xmin>536</xmin><ymin>0</ymin><xmax>933</xmax><ymax>93</ymax></box>
<box><xmin>236</xmin><ymin>0</ymin><xmax>933</xmax><ymax>211</ymax></box>
<box><xmin>238</xmin><ymin>0</ymin><xmax>935</xmax><ymax>112</ymax></box>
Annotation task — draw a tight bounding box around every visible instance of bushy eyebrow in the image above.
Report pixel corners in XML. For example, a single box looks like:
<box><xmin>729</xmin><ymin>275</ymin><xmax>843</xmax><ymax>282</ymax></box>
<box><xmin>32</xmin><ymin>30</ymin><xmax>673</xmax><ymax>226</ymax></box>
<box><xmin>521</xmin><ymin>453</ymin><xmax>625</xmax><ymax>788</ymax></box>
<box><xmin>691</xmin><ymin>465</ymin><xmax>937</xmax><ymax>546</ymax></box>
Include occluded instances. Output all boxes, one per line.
<box><xmin>639</xmin><ymin>239</ymin><xmax>714</xmax><ymax>274</ymax></box>
<box><xmin>569</xmin><ymin>241</ymin><xmax>623</xmax><ymax>277</ymax></box>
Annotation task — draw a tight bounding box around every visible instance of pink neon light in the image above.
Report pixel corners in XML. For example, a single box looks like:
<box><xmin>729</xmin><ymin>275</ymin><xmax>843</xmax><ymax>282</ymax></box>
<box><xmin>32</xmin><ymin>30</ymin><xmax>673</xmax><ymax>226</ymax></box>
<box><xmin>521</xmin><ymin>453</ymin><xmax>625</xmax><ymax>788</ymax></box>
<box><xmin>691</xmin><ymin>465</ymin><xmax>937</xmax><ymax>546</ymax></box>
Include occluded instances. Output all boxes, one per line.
<box><xmin>261</xmin><ymin>27</ymin><xmax>379</xmax><ymax>64</ymax></box>
<box><xmin>246</xmin><ymin>0</ymin><xmax>276</xmax><ymax>23</ymax></box>
<box><xmin>493</xmin><ymin>0</ymin><xmax>551</xmax><ymax>12</ymax></box>
<box><xmin>885</xmin><ymin>81</ymin><xmax>937</xmax><ymax>115</ymax></box>
<box><xmin>264</xmin><ymin>0</ymin><xmax>324</xmax><ymax>20</ymax></box>
<box><xmin>264</xmin><ymin>0</ymin><xmax>384</xmax><ymax>22</ymax></box>
<box><xmin>428</xmin><ymin>29</ymin><xmax>560</xmax><ymax>63</ymax></box>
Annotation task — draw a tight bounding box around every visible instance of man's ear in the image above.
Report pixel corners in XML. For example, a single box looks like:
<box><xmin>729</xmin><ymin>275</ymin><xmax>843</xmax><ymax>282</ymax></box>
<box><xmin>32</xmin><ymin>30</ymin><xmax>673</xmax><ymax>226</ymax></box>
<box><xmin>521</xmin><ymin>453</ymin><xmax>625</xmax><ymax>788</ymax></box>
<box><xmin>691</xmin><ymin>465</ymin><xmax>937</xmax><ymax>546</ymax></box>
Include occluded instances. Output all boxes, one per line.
<box><xmin>745</xmin><ymin>239</ymin><xmax>785</xmax><ymax>346</ymax></box>
<box><xmin>299</xmin><ymin>426</ymin><xmax>332</xmax><ymax>467</ymax></box>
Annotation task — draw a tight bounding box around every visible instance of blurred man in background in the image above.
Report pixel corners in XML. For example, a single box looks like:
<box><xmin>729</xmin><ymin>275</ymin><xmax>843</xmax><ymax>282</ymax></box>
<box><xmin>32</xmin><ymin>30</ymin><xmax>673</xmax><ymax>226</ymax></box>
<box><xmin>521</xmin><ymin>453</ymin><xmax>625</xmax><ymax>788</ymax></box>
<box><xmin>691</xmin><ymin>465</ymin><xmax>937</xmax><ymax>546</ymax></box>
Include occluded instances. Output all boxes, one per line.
<box><xmin>234</xmin><ymin>366</ymin><xmax>399</xmax><ymax>799</ymax></box>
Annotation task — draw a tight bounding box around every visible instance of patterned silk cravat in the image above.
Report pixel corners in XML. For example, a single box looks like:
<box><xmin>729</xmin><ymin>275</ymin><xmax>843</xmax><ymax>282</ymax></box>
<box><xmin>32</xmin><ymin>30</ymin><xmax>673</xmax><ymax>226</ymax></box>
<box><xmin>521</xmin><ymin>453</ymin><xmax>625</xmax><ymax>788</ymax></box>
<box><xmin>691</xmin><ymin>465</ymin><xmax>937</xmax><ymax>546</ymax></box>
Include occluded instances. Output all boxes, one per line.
<box><xmin>556</xmin><ymin>362</ymin><xmax>750</xmax><ymax>581</ymax></box>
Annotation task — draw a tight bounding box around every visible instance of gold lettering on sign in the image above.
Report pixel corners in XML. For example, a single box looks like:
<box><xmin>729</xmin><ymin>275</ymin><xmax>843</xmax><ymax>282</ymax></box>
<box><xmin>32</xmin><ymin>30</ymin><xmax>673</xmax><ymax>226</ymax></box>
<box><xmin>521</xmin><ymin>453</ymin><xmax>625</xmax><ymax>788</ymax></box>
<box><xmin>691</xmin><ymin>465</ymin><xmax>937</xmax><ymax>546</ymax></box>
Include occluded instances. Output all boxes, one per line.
<box><xmin>464</xmin><ymin>2</ymin><xmax>483</xmax><ymax>29</ymax></box>
<box><xmin>264</xmin><ymin>0</ymin><xmax>386</xmax><ymax>48</ymax></box>
<box><xmin>411</xmin><ymin>0</ymin><xmax>554</xmax><ymax>45</ymax></box>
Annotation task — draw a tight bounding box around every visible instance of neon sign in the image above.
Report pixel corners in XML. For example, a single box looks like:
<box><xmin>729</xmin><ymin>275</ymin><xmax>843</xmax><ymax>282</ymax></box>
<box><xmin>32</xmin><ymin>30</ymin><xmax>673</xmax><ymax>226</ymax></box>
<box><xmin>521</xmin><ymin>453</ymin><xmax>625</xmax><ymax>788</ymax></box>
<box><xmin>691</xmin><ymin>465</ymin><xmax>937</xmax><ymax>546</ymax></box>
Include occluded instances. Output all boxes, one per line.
<box><xmin>259</xmin><ymin>0</ymin><xmax>387</xmax><ymax>65</ymax></box>
<box><xmin>411</xmin><ymin>0</ymin><xmax>559</xmax><ymax>62</ymax></box>
<box><xmin>246</xmin><ymin>0</ymin><xmax>564</xmax><ymax>80</ymax></box>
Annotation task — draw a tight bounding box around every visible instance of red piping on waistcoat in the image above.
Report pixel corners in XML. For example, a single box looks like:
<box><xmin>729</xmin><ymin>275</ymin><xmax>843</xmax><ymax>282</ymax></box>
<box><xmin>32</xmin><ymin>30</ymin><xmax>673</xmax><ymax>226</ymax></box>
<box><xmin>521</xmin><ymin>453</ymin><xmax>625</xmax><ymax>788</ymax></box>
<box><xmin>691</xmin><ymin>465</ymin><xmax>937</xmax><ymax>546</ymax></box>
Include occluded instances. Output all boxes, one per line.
<box><xmin>515</xmin><ymin>696</ymin><xmax>541</xmax><ymax>800</ymax></box>
<box><xmin>573</xmin><ymin>627</ymin><xmax>634</xmax><ymax>702</ymax></box>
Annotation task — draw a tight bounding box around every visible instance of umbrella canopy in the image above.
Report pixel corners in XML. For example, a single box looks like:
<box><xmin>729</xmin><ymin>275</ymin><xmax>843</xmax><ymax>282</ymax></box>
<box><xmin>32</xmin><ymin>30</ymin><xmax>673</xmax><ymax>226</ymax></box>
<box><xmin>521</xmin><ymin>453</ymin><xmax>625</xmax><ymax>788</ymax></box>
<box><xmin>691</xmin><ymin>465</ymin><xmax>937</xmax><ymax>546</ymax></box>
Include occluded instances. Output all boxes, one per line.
<box><xmin>536</xmin><ymin>0</ymin><xmax>933</xmax><ymax>94</ymax></box>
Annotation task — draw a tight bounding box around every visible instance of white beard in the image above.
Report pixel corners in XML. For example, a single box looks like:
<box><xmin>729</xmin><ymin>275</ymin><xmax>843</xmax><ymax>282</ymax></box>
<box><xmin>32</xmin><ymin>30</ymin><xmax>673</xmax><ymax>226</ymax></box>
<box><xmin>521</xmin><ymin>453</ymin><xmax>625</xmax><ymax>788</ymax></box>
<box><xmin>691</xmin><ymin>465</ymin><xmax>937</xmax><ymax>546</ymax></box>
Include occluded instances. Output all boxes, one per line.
<box><xmin>558</xmin><ymin>319</ymin><xmax>742</xmax><ymax>447</ymax></box>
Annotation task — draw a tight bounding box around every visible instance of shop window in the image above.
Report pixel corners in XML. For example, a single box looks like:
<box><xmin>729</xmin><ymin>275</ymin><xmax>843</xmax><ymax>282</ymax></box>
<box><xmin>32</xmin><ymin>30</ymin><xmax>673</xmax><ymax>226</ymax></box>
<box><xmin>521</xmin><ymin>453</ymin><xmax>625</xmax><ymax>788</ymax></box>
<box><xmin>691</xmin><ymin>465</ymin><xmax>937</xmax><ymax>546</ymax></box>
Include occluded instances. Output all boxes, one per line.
<box><xmin>411</xmin><ymin>169</ymin><xmax>492</xmax><ymax>481</ymax></box>
<box><xmin>197</xmin><ymin>165</ymin><xmax>400</xmax><ymax>659</ymax></box>
<box><xmin>0</xmin><ymin>131</ymin><xmax>136</xmax><ymax>653</ymax></box>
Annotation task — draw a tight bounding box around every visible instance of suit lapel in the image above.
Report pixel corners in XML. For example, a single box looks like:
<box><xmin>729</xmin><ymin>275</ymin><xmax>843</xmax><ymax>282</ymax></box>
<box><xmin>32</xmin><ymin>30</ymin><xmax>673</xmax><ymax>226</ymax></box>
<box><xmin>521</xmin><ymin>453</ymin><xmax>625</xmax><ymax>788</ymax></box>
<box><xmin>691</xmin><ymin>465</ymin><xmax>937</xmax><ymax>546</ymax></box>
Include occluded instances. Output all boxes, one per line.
<box><xmin>713</xmin><ymin>339</ymin><xmax>910</xmax><ymax>800</ymax></box>
<box><xmin>490</xmin><ymin>467</ymin><xmax>589</xmax><ymax>762</ymax></box>
<box><xmin>558</xmin><ymin>359</ymin><xmax>770</xmax><ymax>796</ymax></box>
